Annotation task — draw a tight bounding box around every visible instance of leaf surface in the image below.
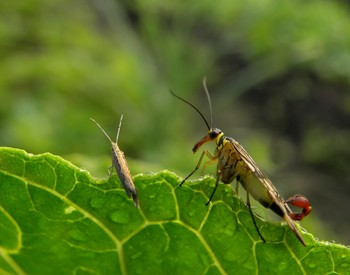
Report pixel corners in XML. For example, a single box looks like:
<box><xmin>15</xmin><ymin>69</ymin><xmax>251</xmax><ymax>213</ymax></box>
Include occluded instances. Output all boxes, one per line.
<box><xmin>0</xmin><ymin>147</ymin><xmax>349</xmax><ymax>274</ymax></box>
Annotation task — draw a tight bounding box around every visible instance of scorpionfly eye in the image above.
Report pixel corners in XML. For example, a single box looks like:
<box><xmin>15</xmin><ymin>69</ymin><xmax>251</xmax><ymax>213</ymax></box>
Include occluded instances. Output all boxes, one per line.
<box><xmin>209</xmin><ymin>128</ymin><xmax>222</xmax><ymax>139</ymax></box>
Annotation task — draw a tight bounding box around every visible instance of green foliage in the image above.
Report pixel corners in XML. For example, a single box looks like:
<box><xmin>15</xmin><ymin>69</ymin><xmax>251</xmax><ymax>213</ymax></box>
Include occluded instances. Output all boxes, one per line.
<box><xmin>0</xmin><ymin>147</ymin><xmax>349</xmax><ymax>274</ymax></box>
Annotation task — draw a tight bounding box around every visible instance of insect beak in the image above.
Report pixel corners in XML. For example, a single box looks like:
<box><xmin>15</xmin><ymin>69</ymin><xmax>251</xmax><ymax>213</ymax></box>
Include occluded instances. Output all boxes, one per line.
<box><xmin>192</xmin><ymin>134</ymin><xmax>213</xmax><ymax>153</ymax></box>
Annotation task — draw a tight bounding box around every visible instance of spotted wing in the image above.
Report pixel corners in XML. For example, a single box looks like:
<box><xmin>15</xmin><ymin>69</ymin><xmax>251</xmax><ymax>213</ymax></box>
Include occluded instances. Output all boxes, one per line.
<box><xmin>227</xmin><ymin>137</ymin><xmax>306</xmax><ymax>245</ymax></box>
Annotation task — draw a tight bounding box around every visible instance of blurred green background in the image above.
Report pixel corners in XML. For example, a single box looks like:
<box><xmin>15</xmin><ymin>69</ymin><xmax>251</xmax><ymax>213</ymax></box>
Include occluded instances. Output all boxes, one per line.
<box><xmin>1</xmin><ymin>0</ymin><xmax>350</xmax><ymax>245</ymax></box>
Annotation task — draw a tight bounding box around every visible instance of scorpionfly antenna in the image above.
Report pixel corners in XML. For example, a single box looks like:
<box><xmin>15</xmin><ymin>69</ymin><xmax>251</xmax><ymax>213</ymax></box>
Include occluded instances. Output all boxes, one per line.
<box><xmin>202</xmin><ymin>77</ymin><xmax>213</xmax><ymax>129</ymax></box>
<box><xmin>170</xmin><ymin>77</ymin><xmax>214</xmax><ymax>131</ymax></box>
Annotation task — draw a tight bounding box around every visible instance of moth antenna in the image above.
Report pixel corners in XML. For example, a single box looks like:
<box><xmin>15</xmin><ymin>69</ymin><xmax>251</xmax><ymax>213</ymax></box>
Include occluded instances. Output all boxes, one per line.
<box><xmin>170</xmin><ymin>90</ymin><xmax>210</xmax><ymax>131</ymax></box>
<box><xmin>90</xmin><ymin>118</ymin><xmax>113</xmax><ymax>144</ymax></box>
<box><xmin>116</xmin><ymin>114</ymin><xmax>124</xmax><ymax>143</ymax></box>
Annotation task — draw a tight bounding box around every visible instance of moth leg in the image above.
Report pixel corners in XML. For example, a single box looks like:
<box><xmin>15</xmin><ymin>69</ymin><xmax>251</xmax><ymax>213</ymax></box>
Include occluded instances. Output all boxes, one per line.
<box><xmin>108</xmin><ymin>165</ymin><xmax>113</xmax><ymax>176</ymax></box>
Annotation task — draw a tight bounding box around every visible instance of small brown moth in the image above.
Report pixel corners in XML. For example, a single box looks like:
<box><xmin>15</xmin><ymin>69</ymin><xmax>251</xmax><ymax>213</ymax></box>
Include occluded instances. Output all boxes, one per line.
<box><xmin>91</xmin><ymin>115</ymin><xmax>139</xmax><ymax>208</ymax></box>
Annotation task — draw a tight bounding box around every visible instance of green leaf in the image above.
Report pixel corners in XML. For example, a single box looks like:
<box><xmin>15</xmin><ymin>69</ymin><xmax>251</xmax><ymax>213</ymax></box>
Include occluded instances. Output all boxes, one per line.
<box><xmin>0</xmin><ymin>147</ymin><xmax>349</xmax><ymax>275</ymax></box>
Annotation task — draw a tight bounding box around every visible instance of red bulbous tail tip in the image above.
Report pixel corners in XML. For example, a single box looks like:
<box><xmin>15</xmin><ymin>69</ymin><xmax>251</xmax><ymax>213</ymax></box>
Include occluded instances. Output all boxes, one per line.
<box><xmin>286</xmin><ymin>195</ymin><xmax>312</xmax><ymax>221</ymax></box>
